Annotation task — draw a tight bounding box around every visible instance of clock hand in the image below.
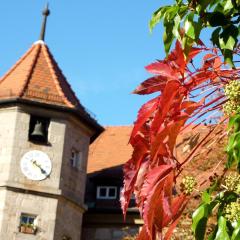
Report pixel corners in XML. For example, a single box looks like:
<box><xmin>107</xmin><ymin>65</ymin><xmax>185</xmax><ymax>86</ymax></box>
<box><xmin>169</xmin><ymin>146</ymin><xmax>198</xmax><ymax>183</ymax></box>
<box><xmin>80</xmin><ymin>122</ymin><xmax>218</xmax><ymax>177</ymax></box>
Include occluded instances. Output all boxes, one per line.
<box><xmin>32</xmin><ymin>160</ymin><xmax>47</xmax><ymax>175</ymax></box>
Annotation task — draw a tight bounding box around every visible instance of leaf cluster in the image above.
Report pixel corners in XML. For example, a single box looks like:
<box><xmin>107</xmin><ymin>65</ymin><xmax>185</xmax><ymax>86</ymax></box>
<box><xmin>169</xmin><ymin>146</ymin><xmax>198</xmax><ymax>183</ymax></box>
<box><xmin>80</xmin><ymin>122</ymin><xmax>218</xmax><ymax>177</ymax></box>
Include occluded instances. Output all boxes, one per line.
<box><xmin>150</xmin><ymin>0</ymin><xmax>240</xmax><ymax>66</ymax></box>
<box><xmin>192</xmin><ymin>178</ymin><xmax>240</xmax><ymax>240</ymax></box>
<box><xmin>226</xmin><ymin>115</ymin><xmax>240</xmax><ymax>171</ymax></box>
<box><xmin>121</xmin><ymin>41</ymin><xmax>239</xmax><ymax>239</ymax></box>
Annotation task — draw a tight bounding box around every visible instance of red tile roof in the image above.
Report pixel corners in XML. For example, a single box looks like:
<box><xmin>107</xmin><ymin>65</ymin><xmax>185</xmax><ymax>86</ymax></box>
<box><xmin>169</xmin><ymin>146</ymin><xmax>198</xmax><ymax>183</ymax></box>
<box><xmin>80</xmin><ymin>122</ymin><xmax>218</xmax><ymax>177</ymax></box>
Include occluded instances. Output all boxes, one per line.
<box><xmin>88</xmin><ymin>126</ymin><xmax>133</xmax><ymax>173</ymax></box>
<box><xmin>0</xmin><ymin>40</ymin><xmax>81</xmax><ymax>108</ymax></box>
<box><xmin>88</xmin><ymin>125</ymin><xmax>226</xmax><ymax>178</ymax></box>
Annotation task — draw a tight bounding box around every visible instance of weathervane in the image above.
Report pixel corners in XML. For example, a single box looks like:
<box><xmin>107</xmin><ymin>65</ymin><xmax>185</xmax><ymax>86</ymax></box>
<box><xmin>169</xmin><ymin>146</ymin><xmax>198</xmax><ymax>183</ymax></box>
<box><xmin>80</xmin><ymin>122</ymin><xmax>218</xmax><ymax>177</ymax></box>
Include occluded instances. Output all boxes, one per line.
<box><xmin>39</xmin><ymin>3</ymin><xmax>50</xmax><ymax>41</ymax></box>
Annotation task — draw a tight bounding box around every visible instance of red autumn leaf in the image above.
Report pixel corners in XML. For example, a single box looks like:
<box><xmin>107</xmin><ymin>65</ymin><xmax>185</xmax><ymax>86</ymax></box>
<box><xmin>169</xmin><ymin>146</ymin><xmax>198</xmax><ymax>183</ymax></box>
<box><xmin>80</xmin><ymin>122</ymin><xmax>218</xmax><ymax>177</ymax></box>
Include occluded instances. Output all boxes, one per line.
<box><xmin>166</xmin><ymin>115</ymin><xmax>189</xmax><ymax>154</ymax></box>
<box><xmin>134</xmin><ymin>159</ymin><xmax>150</xmax><ymax>211</ymax></box>
<box><xmin>167</xmin><ymin>41</ymin><xmax>185</xmax><ymax>74</ymax></box>
<box><xmin>123</xmin><ymin>41</ymin><xmax>237</xmax><ymax>240</ymax></box>
<box><xmin>130</xmin><ymin>97</ymin><xmax>159</xmax><ymax>144</ymax></box>
<box><xmin>150</xmin><ymin>80</ymin><xmax>181</xmax><ymax>136</ymax></box>
<box><xmin>136</xmin><ymin>226</ymin><xmax>149</xmax><ymax>240</ymax></box>
<box><xmin>187</xmin><ymin>47</ymin><xmax>205</xmax><ymax>62</ymax></box>
<box><xmin>140</xmin><ymin>166</ymin><xmax>174</xmax><ymax>236</ymax></box>
<box><xmin>188</xmin><ymin>71</ymin><xmax>215</xmax><ymax>89</ymax></box>
<box><xmin>158</xmin><ymin>80</ymin><xmax>181</xmax><ymax>119</ymax></box>
<box><xmin>213</xmin><ymin>56</ymin><xmax>222</xmax><ymax>71</ymax></box>
<box><xmin>162</xmin><ymin>194</ymin><xmax>187</xmax><ymax>226</ymax></box>
<box><xmin>121</xmin><ymin>135</ymin><xmax>149</xmax><ymax>217</ymax></box>
<box><xmin>164</xmin><ymin>197</ymin><xmax>188</xmax><ymax>240</ymax></box>
<box><xmin>133</xmin><ymin>76</ymin><xmax>167</xmax><ymax>95</ymax></box>
<box><xmin>155</xmin><ymin>171</ymin><xmax>175</xmax><ymax>228</ymax></box>
<box><xmin>145</xmin><ymin>62</ymin><xmax>179</xmax><ymax>80</ymax></box>
<box><xmin>140</xmin><ymin>165</ymin><xmax>173</xmax><ymax>199</ymax></box>
<box><xmin>204</xmin><ymin>53</ymin><xmax>216</xmax><ymax>59</ymax></box>
<box><xmin>150</xmin><ymin>127</ymin><xmax>169</xmax><ymax>161</ymax></box>
<box><xmin>181</xmin><ymin>100</ymin><xmax>203</xmax><ymax>115</ymax></box>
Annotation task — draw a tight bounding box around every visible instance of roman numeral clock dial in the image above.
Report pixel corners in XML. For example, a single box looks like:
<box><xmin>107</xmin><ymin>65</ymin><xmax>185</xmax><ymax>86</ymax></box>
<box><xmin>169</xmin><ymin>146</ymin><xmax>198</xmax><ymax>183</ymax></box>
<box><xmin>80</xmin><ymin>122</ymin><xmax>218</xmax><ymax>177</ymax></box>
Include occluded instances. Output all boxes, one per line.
<box><xmin>20</xmin><ymin>150</ymin><xmax>52</xmax><ymax>180</ymax></box>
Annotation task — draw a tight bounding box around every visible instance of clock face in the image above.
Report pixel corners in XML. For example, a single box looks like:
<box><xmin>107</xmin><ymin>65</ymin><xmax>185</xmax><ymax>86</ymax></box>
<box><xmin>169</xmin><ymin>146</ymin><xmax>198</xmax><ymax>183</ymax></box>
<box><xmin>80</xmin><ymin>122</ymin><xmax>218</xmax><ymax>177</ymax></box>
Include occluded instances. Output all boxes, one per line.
<box><xmin>20</xmin><ymin>150</ymin><xmax>52</xmax><ymax>181</ymax></box>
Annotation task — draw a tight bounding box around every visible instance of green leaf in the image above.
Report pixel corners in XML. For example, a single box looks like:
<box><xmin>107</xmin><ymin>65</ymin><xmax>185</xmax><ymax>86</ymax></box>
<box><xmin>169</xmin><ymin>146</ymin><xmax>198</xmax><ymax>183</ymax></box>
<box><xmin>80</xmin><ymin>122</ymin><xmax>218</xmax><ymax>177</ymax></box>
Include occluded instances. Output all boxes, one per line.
<box><xmin>209</xmin><ymin>0</ymin><xmax>220</xmax><ymax>8</ymax></box>
<box><xmin>223</xmin><ymin>191</ymin><xmax>238</xmax><ymax>203</ymax></box>
<box><xmin>192</xmin><ymin>204</ymin><xmax>209</xmax><ymax>240</ymax></box>
<box><xmin>219</xmin><ymin>35</ymin><xmax>236</xmax><ymax>51</ymax></box>
<box><xmin>172</xmin><ymin>15</ymin><xmax>181</xmax><ymax>41</ymax></box>
<box><xmin>176</xmin><ymin>0</ymin><xmax>183</xmax><ymax>4</ymax></box>
<box><xmin>228</xmin><ymin>115</ymin><xmax>240</xmax><ymax>130</ymax></box>
<box><xmin>215</xmin><ymin>216</ymin><xmax>230</xmax><ymax>240</ymax></box>
<box><xmin>184</xmin><ymin>13</ymin><xmax>195</xmax><ymax>39</ymax></box>
<box><xmin>163</xmin><ymin>21</ymin><xmax>174</xmax><ymax>54</ymax></box>
<box><xmin>218</xmin><ymin>25</ymin><xmax>238</xmax><ymax>66</ymax></box>
<box><xmin>208</xmin><ymin>227</ymin><xmax>218</xmax><ymax>240</ymax></box>
<box><xmin>224</xmin><ymin>50</ymin><xmax>234</xmax><ymax>68</ymax></box>
<box><xmin>178</xmin><ymin>5</ymin><xmax>188</xmax><ymax>17</ymax></box>
<box><xmin>231</xmin><ymin>221</ymin><xmax>240</xmax><ymax>240</ymax></box>
<box><xmin>211</xmin><ymin>27</ymin><xmax>221</xmax><ymax>48</ymax></box>
<box><xmin>196</xmin><ymin>0</ymin><xmax>210</xmax><ymax>13</ymax></box>
<box><xmin>223</xmin><ymin>0</ymin><xmax>234</xmax><ymax>12</ymax></box>
<box><xmin>183</xmin><ymin>35</ymin><xmax>195</xmax><ymax>56</ymax></box>
<box><xmin>149</xmin><ymin>6</ymin><xmax>170</xmax><ymax>32</ymax></box>
<box><xmin>165</xmin><ymin>6</ymin><xmax>179</xmax><ymax>21</ymax></box>
<box><xmin>208</xmin><ymin>12</ymin><xmax>229</xmax><ymax>27</ymax></box>
<box><xmin>202</xmin><ymin>191</ymin><xmax>211</xmax><ymax>204</ymax></box>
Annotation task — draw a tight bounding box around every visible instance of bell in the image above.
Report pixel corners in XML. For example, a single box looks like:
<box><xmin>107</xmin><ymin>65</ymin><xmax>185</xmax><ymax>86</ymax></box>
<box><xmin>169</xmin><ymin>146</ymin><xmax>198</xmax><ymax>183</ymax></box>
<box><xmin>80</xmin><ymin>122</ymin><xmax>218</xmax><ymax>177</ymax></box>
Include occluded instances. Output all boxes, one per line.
<box><xmin>31</xmin><ymin>121</ymin><xmax>45</xmax><ymax>138</ymax></box>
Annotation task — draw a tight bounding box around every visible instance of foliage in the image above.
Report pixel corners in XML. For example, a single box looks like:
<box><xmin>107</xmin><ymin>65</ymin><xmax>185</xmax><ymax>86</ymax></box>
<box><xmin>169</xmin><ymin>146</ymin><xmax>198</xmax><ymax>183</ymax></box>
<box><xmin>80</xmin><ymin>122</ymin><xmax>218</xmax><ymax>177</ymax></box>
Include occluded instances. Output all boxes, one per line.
<box><xmin>121</xmin><ymin>1</ymin><xmax>240</xmax><ymax>239</ymax></box>
<box><xmin>149</xmin><ymin>0</ymin><xmax>240</xmax><ymax>66</ymax></box>
<box><xmin>192</xmin><ymin>173</ymin><xmax>240</xmax><ymax>239</ymax></box>
<box><xmin>121</xmin><ymin>39</ymin><xmax>240</xmax><ymax>239</ymax></box>
<box><xmin>223</xmin><ymin>81</ymin><xmax>240</xmax><ymax>115</ymax></box>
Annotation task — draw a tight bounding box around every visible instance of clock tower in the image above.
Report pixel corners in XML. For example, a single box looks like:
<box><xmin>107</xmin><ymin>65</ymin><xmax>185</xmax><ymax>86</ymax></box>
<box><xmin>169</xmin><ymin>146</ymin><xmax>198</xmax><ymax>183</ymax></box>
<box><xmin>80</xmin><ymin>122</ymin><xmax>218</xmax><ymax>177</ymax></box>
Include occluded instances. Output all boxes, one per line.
<box><xmin>0</xmin><ymin>5</ymin><xmax>103</xmax><ymax>240</ymax></box>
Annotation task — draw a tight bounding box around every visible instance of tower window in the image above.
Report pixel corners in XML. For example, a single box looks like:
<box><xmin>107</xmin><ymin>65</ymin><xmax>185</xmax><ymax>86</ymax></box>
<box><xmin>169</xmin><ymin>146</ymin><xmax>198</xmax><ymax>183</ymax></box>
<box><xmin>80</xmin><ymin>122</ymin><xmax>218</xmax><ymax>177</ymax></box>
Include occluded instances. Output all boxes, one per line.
<box><xmin>70</xmin><ymin>149</ymin><xmax>83</xmax><ymax>170</ymax></box>
<box><xmin>28</xmin><ymin>115</ymin><xmax>50</xmax><ymax>144</ymax></box>
<box><xmin>19</xmin><ymin>213</ymin><xmax>37</xmax><ymax>234</ymax></box>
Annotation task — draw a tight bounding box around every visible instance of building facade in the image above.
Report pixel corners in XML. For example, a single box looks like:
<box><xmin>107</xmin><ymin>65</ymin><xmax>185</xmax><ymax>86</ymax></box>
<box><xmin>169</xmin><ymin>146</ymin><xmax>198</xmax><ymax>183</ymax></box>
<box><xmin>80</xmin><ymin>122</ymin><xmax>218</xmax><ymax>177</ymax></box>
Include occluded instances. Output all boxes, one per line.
<box><xmin>83</xmin><ymin>126</ymin><xmax>142</xmax><ymax>240</ymax></box>
<box><xmin>0</xmin><ymin>24</ymin><xmax>102</xmax><ymax>240</ymax></box>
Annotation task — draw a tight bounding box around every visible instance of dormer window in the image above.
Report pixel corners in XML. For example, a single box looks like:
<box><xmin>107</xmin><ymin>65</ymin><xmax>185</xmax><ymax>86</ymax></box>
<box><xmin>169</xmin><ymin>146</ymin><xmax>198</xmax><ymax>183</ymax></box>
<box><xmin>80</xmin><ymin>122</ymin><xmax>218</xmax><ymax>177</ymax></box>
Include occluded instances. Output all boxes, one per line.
<box><xmin>28</xmin><ymin>115</ymin><xmax>50</xmax><ymax>144</ymax></box>
<box><xmin>97</xmin><ymin>186</ymin><xmax>117</xmax><ymax>199</ymax></box>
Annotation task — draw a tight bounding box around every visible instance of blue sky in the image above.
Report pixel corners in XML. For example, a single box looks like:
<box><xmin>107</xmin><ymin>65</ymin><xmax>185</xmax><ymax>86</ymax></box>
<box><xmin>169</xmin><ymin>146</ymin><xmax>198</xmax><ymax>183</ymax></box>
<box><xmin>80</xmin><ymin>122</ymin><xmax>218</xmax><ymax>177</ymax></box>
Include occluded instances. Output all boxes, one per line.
<box><xmin>0</xmin><ymin>1</ymin><xmax>172</xmax><ymax>126</ymax></box>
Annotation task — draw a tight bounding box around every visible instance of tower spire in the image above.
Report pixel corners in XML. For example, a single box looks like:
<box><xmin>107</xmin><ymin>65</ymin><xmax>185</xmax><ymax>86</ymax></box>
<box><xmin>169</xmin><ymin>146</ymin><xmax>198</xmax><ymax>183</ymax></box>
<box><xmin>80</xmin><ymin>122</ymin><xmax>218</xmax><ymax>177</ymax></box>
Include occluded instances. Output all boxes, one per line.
<box><xmin>39</xmin><ymin>3</ymin><xmax>50</xmax><ymax>41</ymax></box>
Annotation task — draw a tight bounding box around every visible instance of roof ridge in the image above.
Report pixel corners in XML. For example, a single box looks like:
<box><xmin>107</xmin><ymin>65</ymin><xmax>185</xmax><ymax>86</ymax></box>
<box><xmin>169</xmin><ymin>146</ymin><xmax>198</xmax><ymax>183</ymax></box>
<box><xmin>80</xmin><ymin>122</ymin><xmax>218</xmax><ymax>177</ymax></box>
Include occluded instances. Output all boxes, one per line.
<box><xmin>42</xmin><ymin>44</ymin><xmax>81</xmax><ymax>108</ymax></box>
<box><xmin>0</xmin><ymin>45</ymin><xmax>37</xmax><ymax>87</ymax></box>
<box><xmin>41</xmin><ymin>44</ymin><xmax>70</xmax><ymax>106</ymax></box>
<box><xmin>19</xmin><ymin>44</ymin><xmax>41</xmax><ymax>97</ymax></box>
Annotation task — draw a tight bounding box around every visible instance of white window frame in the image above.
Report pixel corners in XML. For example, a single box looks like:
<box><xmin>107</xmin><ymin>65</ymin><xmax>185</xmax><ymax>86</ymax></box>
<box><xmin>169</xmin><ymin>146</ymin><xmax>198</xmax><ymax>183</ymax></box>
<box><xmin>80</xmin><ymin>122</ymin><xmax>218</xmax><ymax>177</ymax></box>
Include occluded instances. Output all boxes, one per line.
<box><xmin>97</xmin><ymin>186</ymin><xmax>117</xmax><ymax>199</ymax></box>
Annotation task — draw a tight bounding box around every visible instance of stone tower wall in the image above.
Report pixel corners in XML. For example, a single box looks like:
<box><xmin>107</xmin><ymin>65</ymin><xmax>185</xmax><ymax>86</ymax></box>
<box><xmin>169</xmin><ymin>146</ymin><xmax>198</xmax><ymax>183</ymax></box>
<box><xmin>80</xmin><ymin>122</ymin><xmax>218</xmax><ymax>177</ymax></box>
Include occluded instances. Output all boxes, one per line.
<box><xmin>0</xmin><ymin>105</ymin><xmax>92</xmax><ymax>239</ymax></box>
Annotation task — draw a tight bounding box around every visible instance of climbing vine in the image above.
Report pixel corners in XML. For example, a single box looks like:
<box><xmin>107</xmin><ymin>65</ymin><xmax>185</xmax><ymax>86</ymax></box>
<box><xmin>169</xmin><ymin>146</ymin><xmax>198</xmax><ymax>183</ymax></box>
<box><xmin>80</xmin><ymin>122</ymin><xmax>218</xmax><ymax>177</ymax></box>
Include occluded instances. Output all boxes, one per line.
<box><xmin>121</xmin><ymin>39</ymin><xmax>240</xmax><ymax>240</ymax></box>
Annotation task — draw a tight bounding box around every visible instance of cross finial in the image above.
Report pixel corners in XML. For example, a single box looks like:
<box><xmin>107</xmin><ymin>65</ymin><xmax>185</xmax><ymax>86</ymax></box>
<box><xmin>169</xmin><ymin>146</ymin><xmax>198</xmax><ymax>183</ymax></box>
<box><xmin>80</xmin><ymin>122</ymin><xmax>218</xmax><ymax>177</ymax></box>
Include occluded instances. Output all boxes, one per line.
<box><xmin>39</xmin><ymin>3</ymin><xmax>50</xmax><ymax>41</ymax></box>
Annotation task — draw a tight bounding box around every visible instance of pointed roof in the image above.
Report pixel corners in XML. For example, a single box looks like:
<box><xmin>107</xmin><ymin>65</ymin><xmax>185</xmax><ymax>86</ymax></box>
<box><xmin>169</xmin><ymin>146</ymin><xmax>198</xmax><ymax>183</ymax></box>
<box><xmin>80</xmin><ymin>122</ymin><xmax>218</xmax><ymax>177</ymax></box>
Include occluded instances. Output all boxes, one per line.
<box><xmin>0</xmin><ymin>40</ymin><xmax>82</xmax><ymax>108</ymax></box>
<box><xmin>0</xmin><ymin>40</ymin><xmax>103</xmax><ymax>139</ymax></box>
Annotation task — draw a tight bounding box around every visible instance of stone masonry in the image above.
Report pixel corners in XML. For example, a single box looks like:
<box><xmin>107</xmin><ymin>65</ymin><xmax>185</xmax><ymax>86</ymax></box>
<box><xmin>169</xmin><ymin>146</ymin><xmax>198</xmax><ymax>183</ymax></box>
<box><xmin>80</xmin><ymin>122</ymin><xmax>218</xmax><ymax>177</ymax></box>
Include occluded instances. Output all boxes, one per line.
<box><xmin>0</xmin><ymin>105</ymin><xmax>93</xmax><ymax>240</ymax></box>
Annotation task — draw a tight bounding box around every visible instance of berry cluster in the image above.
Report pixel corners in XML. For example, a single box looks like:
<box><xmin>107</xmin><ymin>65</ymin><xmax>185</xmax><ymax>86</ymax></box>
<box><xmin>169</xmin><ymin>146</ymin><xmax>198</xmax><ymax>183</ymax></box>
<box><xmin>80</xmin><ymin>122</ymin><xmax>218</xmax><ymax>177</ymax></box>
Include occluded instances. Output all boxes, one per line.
<box><xmin>224</xmin><ymin>199</ymin><xmax>240</xmax><ymax>223</ymax></box>
<box><xmin>223</xmin><ymin>80</ymin><xmax>240</xmax><ymax>116</ymax></box>
<box><xmin>223</xmin><ymin>100</ymin><xmax>240</xmax><ymax>116</ymax></box>
<box><xmin>180</xmin><ymin>176</ymin><xmax>197</xmax><ymax>195</ymax></box>
<box><xmin>224</xmin><ymin>173</ymin><xmax>240</xmax><ymax>194</ymax></box>
<box><xmin>225</xmin><ymin>81</ymin><xmax>240</xmax><ymax>99</ymax></box>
